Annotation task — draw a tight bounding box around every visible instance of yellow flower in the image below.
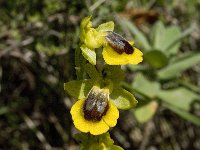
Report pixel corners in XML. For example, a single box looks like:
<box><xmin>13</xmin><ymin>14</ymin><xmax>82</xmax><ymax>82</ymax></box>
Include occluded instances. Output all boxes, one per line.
<box><xmin>79</xmin><ymin>16</ymin><xmax>143</xmax><ymax>65</ymax></box>
<box><xmin>70</xmin><ymin>87</ymin><xmax>119</xmax><ymax>135</ymax></box>
<box><xmin>102</xmin><ymin>32</ymin><xmax>143</xmax><ymax>65</ymax></box>
<box><xmin>80</xmin><ymin>16</ymin><xmax>109</xmax><ymax>49</ymax></box>
<box><xmin>84</xmin><ymin>28</ymin><xmax>107</xmax><ymax>49</ymax></box>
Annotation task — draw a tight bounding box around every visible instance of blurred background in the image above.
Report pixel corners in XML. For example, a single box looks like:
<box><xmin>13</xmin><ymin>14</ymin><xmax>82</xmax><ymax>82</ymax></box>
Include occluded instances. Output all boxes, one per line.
<box><xmin>0</xmin><ymin>0</ymin><xmax>200</xmax><ymax>149</ymax></box>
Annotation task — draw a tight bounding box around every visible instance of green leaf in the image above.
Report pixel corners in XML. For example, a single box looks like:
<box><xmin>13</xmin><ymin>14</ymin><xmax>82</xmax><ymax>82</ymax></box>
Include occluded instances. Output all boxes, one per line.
<box><xmin>132</xmin><ymin>74</ymin><xmax>161</xmax><ymax>98</ymax></box>
<box><xmin>151</xmin><ymin>21</ymin><xmax>181</xmax><ymax>56</ymax></box>
<box><xmin>179</xmin><ymin>80</ymin><xmax>200</xmax><ymax>94</ymax></box>
<box><xmin>144</xmin><ymin>50</ymin><xmax>168</xmax><ymax>69</ymax></box>
<box><xmin>96</xmin><ymin>21</ymin><xmax>114</xmax><ymax>32</ymax></box>
<box><xmin>81</xmin><ymin>44</ymin><xmax>96</xmax><ymax>65</ymax></box>
<box><xmin>110</xmin><ymin>145</ymin><xmax>124</xmax><ymax>150</ymax></box>
<box><xmin>110</xmin><ymin>88</ymin><xmax>138</xmax><ymax>110</ymax></box>
<box><xmin>165</xmin><ymin>104</ymin><xmax>200</xmax><ymax>126</ymax></box>
<box><xmin>158</xmin><ymin>87</ymin><xmax>199</xmax><ymax>111</ymax></box>
<box><xmin>75</xmin><ymin>46</ymin><xmax>86</xmax><ymax>80</ymax></box>
<box><xmin>151</xmin><ymin>22</ymin><xmax>181</xmax><ymax>55</ymax></box>
<box><xmin>170</xmin><ymin>51</ymin><xmax>195</xmax><ymax>63</ymax></box>
<box><xmin>124</xmin><ymin>20</ymin><xmax>151</xmax><ymax>51</ymax></box>
<box><xmin>162</xmin><ymin>26</ymin><xmax>181</xmax><ymax>55</ymax></box>
<box><xmin>75</xmin><ymin>132</ymin><xmax>123</xmax><ymax>150</ymax></box>
<box><xmin>103</xmin><ymin>65</ymin><xmax>125</xmax><ymax>87</ymax></box>
<box><xmin>74</xmin><ymin>133</ymin><xmax>88</xmax><ymax>145</ymax></box>
<box><xmin>127</xmin><ymin>64</ymin><xmax>145</xmax><ymax>72</ymax></box>
<box><xmin>158</xmin><ymin>53</ymin><xmax>200</xmax><ymax>80</ymax></box>
<box><xmin>151</xmin><ymin>21</ymin><xmax>165</xmax><ymax>50</ymax></box>
<box><xmin>99</xmin><ymin>133</ymin><xmax>123</xmax><ymax>150</ymax></box>
<box><xmin>134</xmin><ymin>101</ymin><xmax>158</xmax><ymax>123</ymax></box>
<box><xmin>164</xmin><ymin>24</ymin><xmax>195</xmax><ymax>54</ymax></box>
<box><xmin>64</xmin><ymin>79</ymin><xmax>94</xmax><ymax>99</ymax></box>
<box><xmin>84</xmin><ymin>63</ymin><xmax>100</xmax><ymax>79</ymax></box>
<box><xmin>80</xmin><ymin>16</ymin><xmax>92</xmax><ymax>42</ymax></box>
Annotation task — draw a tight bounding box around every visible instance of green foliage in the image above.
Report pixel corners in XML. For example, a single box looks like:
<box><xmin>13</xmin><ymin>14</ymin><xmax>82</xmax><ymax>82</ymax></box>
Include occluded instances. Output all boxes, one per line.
<box><xmin>102</xmin><ymin>65</ymin><xmax>125</xmax><ymax>87</ymax></box>
<box><xmin>75</xmin><ymin>133</ymin><xmax>123</xmax><ymax>150</ymax></box>
<box><xmin>134</xmin><ymin>101</ymin><xmax>158</xmax><ymax>123</ymax></box>
<box><xmin>110</xmin><ymin>88</ymin><xmax>138</xmax><ymax>110</ymax></box>
<box><xmin>144</xmin><ymin>50</ymin><xmax>168</xmax><ymax>69</ymax></box>
<box><xmin>96</xmin><ymin>21</ymin><xmax>115</xmax><ymax>32</ymax></box>
<box><xmin>131</xmin><ymin>73</ymin><xmax>200</xmax><ymax>125</ymax></box>
<box><xmin>64</xmin><ymin>79</ymin><xmax>95</xmax><ymax>99</ymax></box>
<box><xmin>158</xmin><ymin>53</ymin><xmax>200</xmax><ymax>79</ymax></box>
<box><xmin>132</xmin><ymin>74</ymin><xmax>161</xmax><ymax>99</ymax></box>
<box><xmin>121</xmin><ymin>18</ymin><xmax>200</xmax><ymax>125</ymax></box>
<box><xmin>158</xmin><ymin>88</ymin><xmax>199</xmax><ymax>111</ymax></box>
<box><xmin>81</xmin><ymin>45</ymin><xmax>96</xmax><ymax>65</ymax></box>
<box><xmin>151</xmin><ymin>21</ymin><xmax>181</xmax><ymax>55</ymax></box>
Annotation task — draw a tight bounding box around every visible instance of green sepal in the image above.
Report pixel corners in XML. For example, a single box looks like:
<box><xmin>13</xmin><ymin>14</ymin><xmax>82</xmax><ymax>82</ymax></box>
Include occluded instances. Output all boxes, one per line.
<box><xmin>96</xmin><ymin>21</ymin><xmax>114</xmax><ymax>32</ymax></box>
<box><xmin>64</xmin><ymin>79</ymin><xmax>94</xmax><ymax>99</ymax></box>
<box><xmin>134</xmin><ymin>101</ymin><xmax>158</xmax><ymax>123</ymax></box>
<box><xmin>74</xmin><ymin>132</ymin><xmax>123</xmax><ymax>150</ymax></box>
<box><xmin>110</xmin><ymin>88</ymin><xmax>138</xmax><ymax>110</ymax></box>
<box><xmin>81</xmin><ymin>44</ymin><xmax>96</xmax><ymax>65</ymax></box>
<box><xmin>80</xmin><ymin>16</ymin><xmax>92</xmax><ymax>42</ymax></box>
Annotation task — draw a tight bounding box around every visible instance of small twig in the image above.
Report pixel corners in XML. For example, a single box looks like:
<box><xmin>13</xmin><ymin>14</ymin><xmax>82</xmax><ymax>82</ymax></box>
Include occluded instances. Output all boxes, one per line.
<box><xmin>0</xmin><ymin>37</ymin><xmax>33</xmax><ymax>58</ymax></box>
<box><xmin>139</xmin><ymin>121</ymin><xmax>155</xmax><ymax>150</ymax></box>
<box><xmin>49</xmin><ymin>114</ymin><xmax>69</xmax><ymax>144</ymax></box>
<box><xmin>23</xmin><ymin>114</ymin><xmax>52</xmax><ymax>150</ymax></box>
<box><xmin>89</xmin><ymin>0</ymin><xmax>106</xmax><ymax>12</ymax></box>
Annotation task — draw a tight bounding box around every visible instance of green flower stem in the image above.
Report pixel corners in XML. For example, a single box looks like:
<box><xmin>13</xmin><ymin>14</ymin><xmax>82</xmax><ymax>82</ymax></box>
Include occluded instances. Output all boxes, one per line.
<box><xmin>75</xmin><ymin>45</ymin><xmax>86</xmax><ymax>80</ymax></box>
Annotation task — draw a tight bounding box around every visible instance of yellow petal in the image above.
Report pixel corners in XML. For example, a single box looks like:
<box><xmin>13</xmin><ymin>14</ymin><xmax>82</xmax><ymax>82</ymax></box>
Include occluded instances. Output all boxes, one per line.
<box><xmin>103</xmin><ymin>101</ymin><xmax>119</xmax><ymax>127</ymax></box>
<box><xmin>89</xmin><ymin>120</ymin><xmax>109</xmax><ymax>135</ymax></box>
<box><xmin>70</xmin><ymin>99</ymin><xmax>109</xmax><ymax>135</ymax></box>
<box><xmin>84</xmin><ymin>28</ymin><xmax>108</xmax><ymax>49</ymax></box>
<box><xmin>85</xmin><ymin>28</ymin><xmax>101</xmax><ymax>49</ymax></box>
<box><xmin>102</xmin><ymin>46</ymin><xmax>143</xmax><ymax>65</ymax></box>
<box><xmin>70</xmin><ymin>99</ymin><xmax>90</xmax><ymax>133</ymax></box>
<box><xmin>70</xmin><ymin>99</ymin><xmax>84</xmax><ymax>120</ymax></box>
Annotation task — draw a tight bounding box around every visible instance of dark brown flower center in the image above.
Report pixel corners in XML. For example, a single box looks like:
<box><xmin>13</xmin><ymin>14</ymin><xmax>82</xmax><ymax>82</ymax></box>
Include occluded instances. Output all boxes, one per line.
<box><xmin>83</xmin><ymin>88</ymin><xmax>109</xmax><ymax>122</ymax></box>
<box><xmin>105</xmin><ymin>31</ymin><xmax>134</xmax><ymax>54</ymax></box>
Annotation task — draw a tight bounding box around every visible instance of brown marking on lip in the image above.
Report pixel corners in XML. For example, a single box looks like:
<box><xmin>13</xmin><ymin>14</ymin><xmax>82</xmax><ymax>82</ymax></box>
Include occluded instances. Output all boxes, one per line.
<box><xmin>105</xmin><ymin>31</ymin><xmax>134</xmax><ymax>54</ymax></box>
<box><xmin>83</xmin><ymin>89</ymin><xmax>109</xmax><ymax>122</ymax></box>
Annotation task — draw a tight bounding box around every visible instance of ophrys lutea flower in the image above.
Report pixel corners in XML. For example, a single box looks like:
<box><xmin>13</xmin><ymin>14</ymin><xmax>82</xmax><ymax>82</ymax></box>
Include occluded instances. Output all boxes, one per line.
<box><xmin>70</xmin><ymin>86</ymin><xmax>119</xmax><ymax>135</ymax></box>
<box><xmin>80</xmin><ymin>16</ymin><xmax>143</xmax><ymax>65</ymax></box>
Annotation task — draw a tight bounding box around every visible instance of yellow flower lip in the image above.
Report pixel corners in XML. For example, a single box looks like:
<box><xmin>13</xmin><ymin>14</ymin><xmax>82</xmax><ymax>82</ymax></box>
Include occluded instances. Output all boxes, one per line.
<box><xmin>102</xmin><ymin>39</ymin><xmax>143</xmax><ymax>65</ymax></box>
<box><xmin>70</xmin><ymin>87</ymin><xmax>119</xmax><ymax>135</ymax></box>
<box><xmin>70</xmin><ymin>99</ymin><xmax>119</xmax><ymax>135</ymax></box>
